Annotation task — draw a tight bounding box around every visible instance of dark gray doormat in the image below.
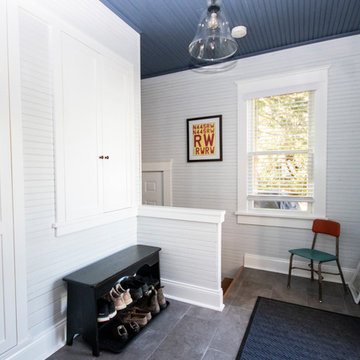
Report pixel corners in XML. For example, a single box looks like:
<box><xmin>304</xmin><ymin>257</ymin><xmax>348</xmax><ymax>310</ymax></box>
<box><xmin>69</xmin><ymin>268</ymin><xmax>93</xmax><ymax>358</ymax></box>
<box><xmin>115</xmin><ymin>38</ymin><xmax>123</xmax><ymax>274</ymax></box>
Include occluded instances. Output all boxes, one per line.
<box><xmin>236</xmin><ymin>297</ymin><xmax>360</xmax><ymax>360</ymax></box>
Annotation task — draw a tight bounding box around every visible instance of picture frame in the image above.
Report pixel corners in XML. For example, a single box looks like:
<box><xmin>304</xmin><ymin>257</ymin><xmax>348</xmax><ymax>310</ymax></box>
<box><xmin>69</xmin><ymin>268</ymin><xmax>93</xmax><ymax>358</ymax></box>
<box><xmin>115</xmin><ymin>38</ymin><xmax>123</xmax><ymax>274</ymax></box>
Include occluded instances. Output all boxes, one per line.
<box><xmin>349</xmin><ymin>261</ymin><xmax>360</xmax><ymax>304</ymax></box>
<box><xmin>187</xmin><ymin>115</ymin><xmax>222</xmax><ymax>162</ymax></box>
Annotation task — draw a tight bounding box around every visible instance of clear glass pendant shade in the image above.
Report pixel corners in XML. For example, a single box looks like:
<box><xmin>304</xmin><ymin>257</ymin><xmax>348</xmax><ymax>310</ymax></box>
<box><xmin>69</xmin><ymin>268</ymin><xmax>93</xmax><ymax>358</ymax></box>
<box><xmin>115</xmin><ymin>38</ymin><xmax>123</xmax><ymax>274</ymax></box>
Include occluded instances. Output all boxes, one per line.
<box><xmin>189</xmin><ymin>1</ymin><xmax>238</xmax><ymax>61</ymax></box>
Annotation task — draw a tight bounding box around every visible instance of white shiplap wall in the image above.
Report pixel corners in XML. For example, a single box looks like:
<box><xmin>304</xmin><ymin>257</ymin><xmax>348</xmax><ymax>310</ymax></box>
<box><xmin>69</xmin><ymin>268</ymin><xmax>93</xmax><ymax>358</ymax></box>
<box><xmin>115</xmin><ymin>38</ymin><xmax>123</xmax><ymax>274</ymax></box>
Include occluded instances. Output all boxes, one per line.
<box><xmin>138</xmin><ymin>206</ymin><xmax>225</xmax><ymax>310</ymax></box>
<box><xmin>18</xmin><ymin>0</ymin><xmax>140</xmax><ymax>339</ymax></box>
<box><xmin>141</xmin><ymin>35</ymin><xmax>360</xmax><ymax>277</ymax></box>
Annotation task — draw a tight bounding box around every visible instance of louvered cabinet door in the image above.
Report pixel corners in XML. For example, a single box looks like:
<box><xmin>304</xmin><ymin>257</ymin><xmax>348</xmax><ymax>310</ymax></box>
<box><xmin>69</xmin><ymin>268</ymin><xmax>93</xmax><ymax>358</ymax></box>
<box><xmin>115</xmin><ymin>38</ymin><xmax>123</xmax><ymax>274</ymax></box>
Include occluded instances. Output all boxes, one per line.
<box><xmin>0</xmin><ymin>0</ymin><xmax>17</xmax><ymax>352</ymax></box>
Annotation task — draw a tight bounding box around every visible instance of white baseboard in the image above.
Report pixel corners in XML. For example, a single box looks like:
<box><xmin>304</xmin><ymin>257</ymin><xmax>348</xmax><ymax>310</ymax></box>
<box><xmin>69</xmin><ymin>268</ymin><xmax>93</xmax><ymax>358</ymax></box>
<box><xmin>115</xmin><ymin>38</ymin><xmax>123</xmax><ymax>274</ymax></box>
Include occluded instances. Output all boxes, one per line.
<box><xmin>161</xmin><ymin>278</ymin><xmax>224</xmax><ymax>311</ymax></box>
<box><xmin>3</xmin><ymin>320</ymin><xmax>65</xmax><ymax>360</ymax></box>
<box><xmin>244</xmin><ymin>253</ymin><xmax>355</xmax><ymax>283</ymax></box>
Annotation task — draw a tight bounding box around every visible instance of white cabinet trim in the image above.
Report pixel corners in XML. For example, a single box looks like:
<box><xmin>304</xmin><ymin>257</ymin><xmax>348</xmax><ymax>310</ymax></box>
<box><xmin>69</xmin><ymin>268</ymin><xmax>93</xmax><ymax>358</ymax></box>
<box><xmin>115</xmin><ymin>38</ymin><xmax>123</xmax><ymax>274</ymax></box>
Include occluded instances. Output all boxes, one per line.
<box><xmin>52</xmin><ymin>208</ymin><xmax>137</xmax><ymax>236</ymax></box>
<box><xmin>51</xmin><ymin>14</ymin><xmax>137</xmax><ymax>236</ymax></box>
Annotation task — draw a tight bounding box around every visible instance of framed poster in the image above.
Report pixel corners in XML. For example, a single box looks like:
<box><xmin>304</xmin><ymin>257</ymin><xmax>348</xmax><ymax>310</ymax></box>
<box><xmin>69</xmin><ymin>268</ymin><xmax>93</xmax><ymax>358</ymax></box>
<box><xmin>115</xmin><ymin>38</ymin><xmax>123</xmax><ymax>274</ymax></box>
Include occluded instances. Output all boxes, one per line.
<box><xmin>187</xmin><ymin>115</ymin><xmax>222</xmax><ymax>162</ymax></box>
<box><xmin>349</xmin><ymin>261</ymin><xmax>360</xmax><ymax>304</ymax></box>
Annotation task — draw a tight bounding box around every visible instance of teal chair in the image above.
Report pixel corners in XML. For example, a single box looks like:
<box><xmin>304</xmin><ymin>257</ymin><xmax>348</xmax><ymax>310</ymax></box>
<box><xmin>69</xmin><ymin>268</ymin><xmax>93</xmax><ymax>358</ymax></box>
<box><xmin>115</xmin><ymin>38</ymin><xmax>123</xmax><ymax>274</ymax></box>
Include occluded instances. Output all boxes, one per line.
<box><xmin>287</xmin><ymin>219</ymin><xmax>346</xmax><ymax>302</ymax></box>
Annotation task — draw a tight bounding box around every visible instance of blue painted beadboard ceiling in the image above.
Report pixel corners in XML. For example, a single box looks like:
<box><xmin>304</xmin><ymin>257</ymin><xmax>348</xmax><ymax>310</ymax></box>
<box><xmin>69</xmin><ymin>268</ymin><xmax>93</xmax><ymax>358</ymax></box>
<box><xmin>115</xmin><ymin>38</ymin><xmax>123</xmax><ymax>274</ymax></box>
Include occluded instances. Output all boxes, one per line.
<box><xmin>100</xmin><ymin>0</ymin><xmax>360</xmax><ymax>78</ymax></box>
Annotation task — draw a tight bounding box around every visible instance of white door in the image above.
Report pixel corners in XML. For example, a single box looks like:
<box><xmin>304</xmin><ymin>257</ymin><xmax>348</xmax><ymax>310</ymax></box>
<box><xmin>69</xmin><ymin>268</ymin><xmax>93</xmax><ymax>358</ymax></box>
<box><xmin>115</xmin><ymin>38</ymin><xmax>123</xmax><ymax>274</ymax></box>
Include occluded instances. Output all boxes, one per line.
<box><xmin>102</xmin><ymin>56</ymin><xmax>133</xmax><ymax>212</ymax></box>
<box><xmin>61</xmin><ymin>32</ymin><xmax>102</xmax><ymax>220</ymax></box>
<box><xmin>0</xmin><ymin>0</ymin><xmax>17</xmax><ymax>351</ymax></box>
<box><xmin>142</xmin><ymin>171</ymin><xmax>164</xmax><ymax>205</ymax></box>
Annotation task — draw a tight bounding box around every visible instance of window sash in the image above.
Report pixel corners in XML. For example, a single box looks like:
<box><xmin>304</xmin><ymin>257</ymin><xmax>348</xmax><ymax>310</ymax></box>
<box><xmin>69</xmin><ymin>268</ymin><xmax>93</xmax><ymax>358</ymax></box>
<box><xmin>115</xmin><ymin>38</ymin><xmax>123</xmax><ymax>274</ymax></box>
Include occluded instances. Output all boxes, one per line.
<box><xmin>247</xmin><ymin>91</ymin><xmax>314</xmax><ymax>204</ymax></box>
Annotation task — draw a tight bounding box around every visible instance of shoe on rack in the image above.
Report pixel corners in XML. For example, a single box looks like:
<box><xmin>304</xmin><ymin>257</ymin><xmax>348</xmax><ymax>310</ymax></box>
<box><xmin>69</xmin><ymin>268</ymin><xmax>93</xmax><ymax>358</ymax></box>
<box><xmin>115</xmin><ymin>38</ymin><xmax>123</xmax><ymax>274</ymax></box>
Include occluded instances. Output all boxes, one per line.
<box><xmin>135</xmin><ymin>264</ymin><xmax>158</xmax><ymax>287</ymax></box>
<box><xmin>124</xmin><ymin>321</ymin><xmax>140</xmax><ymax>336</ymax></box>
<box><xmin>130</xmin><ymin>307</ymin><xmax>152</xmax><ymax>321</ymax></box>
<box><xmin>97</xmin><ymin>299</ymin><xmax>110</xmax><ymax>323</ymax></box>
<box><xmin>126</xmin><ymin>276</ymin><xmax>150</xmax><ymax>294</ymax></box>
<box><xmin>114</xmin><ymin>283</ymin><xmax>133</xmax><ymax>305</ymax></box>
<box><xmin>108</xmin><ymin>300</ymin><xmax>117</xmax><ymax>319</ymax></box>
<box><xmin>119</xmin><ymin>277</ymin><xmax>145</xmax><ymax>301</ymax></box>
<box><xmin>157</xmin><ymin>286</ymin><xmax>167</xmax><ymax>310</ymax></box>
<box><xmin>145</xmin><ymin>286</ymin><xmax>160</xmax><ymax>316</ymax></box>
<box><xmin>112</xmin><ymin>324</ymin><xmax>128</xmax><ymax>342</ymax></box>
<box><xmin>121</xmin><ymin>312</ymin><xmax>148</xmax><ymax>327</ymax></box>
<box><xmin>109</xmin><ymin>288</ymin><xmax>126</xmax><ymax>311</ymax></box>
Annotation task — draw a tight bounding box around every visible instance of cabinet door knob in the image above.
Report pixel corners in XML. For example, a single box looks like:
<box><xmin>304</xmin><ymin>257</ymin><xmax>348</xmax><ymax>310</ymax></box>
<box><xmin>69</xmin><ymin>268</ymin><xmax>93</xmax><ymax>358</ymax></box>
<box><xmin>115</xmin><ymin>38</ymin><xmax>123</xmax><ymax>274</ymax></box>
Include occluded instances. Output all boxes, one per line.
<box><xmin>99</xmin><ymin>155</ymin><xmax>104</xmax><ymax>159</ymax></box>
<box><xmin>105</xmin><ymin>156</ymin><xmax>110</xmax><ymax>159</ymax></box>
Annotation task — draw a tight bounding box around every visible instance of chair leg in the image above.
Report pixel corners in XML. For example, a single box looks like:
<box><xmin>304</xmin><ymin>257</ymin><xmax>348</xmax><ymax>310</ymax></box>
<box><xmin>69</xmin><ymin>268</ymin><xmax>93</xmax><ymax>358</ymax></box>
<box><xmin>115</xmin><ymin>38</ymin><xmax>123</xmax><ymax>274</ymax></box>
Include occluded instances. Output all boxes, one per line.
<box><xmin>287</xmin><ymin>254</ymin><xmax>294</xmax><ymax>288</ymax></box>
<box><xmin>318</xmin><ymin>262</ymin><xmax>323</xmax><ymax>303</ymax></box>
<box><xmin>336</xmin><ymin>259</ymin><xmax>347</xmax><ymax>293</ymax></box>
<box><xmin>310</xmin><ymin>260</ymin><xmax>314</xmax><ymax>281</ymax></box>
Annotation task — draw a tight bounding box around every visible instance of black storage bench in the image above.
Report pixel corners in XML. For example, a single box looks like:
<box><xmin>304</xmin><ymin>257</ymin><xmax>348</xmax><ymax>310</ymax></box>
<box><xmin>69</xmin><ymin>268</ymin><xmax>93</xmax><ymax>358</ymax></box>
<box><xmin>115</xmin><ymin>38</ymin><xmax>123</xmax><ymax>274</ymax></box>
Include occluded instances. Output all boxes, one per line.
<box><xmin>63</xmin><ymin>245</ymin><xmax>162</xmax><ymax>356</ymax></box>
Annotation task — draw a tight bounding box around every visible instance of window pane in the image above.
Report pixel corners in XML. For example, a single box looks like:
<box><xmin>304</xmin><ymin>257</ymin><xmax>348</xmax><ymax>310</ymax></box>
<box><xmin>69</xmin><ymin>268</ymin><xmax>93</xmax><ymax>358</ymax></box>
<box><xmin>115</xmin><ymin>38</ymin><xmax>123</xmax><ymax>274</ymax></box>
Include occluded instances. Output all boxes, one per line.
<box><xmin>253</xmin><ymin>200</ymin><xmax>310</xmax><ymax>212</ymax></box>
<box><xmin>253</xmin><ymin>91</ymin><xmax>313</xmax><ymax>152</ymax></box>
<box><xmin>249</xmin><ymin>152</ymin><xmax>313</xmax><ymax>196</ymax></box>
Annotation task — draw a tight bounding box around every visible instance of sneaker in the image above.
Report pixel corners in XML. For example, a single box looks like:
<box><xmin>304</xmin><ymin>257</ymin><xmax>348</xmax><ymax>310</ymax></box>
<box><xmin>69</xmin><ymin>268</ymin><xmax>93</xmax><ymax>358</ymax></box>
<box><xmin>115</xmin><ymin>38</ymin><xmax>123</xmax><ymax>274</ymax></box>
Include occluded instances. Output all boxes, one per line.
<box><xmin>136</xmin><ymin>265</ymin><xmax>158</xmax><ymax>287</ymax></box>
<box><xmin>112</xmin><ymin>324</ymin><xmax>128</xmax><ymax>342</ymax></box>
<box><xmin>108</xmin><ymin>301</ymin><xmax>117</xmax><ymax>319</ymax></box>
<box><xmin>109</xmin><ymin>288</ymin><xmax>126</xmax><ymax>310</ymax></box>
<box><xmin>97</xmin><ymin>299</ymin><xmax>110</xmax><ymax>322</ymax></box>
<box><xmin>157</xmin><ymin>286</ymin><xmax>167</xmax><ymax>310</ymax></box>
<box><xmin>119</xmin><ymin>278</ymin><xmax>144</xmax><ymax>301</ymax></box>
<box><xmin>114</xmin><ymin>284</ymin><xmax>133</xmax><ymax>305</ymax></box>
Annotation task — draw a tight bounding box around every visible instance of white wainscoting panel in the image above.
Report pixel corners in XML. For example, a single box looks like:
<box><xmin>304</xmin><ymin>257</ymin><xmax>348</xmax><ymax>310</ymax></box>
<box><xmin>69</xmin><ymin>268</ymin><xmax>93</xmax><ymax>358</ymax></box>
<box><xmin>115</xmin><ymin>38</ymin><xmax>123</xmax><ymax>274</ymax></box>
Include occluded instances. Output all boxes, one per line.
<box><xmin>141</xmin><ymin>35</ymin><xmax>360</xmax><ymax>278</ymax></box>
<box><xmin>138</xmin><ymin>206</ymin><xmax>225</xmax><ymax>310</ymax></box>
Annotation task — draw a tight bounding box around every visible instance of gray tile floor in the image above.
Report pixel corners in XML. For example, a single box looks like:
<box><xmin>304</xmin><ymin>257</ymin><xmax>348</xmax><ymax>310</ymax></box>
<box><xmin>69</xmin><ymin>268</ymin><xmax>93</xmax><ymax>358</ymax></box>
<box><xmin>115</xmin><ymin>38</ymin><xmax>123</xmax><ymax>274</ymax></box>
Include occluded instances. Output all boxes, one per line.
<box><xmin>47</xmin><ymin>269</ymin><xmax>360</xmax><ymax>360</ymax></box>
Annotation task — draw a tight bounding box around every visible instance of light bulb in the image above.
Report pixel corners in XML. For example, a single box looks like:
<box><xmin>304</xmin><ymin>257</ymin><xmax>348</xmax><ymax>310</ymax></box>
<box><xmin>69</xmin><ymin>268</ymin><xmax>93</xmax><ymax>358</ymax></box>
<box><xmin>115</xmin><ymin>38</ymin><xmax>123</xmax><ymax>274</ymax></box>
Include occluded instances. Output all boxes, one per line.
<box><xmin>208</xmin><ymin>12</ymin><xmax>219</xmax><ymax>29</ymax></box>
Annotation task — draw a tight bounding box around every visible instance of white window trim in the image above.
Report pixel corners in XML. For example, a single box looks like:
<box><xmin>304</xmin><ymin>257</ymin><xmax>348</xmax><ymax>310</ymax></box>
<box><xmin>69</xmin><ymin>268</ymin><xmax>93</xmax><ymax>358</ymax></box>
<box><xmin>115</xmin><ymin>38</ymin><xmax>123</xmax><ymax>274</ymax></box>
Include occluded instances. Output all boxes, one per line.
<box><xmin>236</xmin><ymin>67</ymin><xmax>329</xmax><ymax>229</ymax></box>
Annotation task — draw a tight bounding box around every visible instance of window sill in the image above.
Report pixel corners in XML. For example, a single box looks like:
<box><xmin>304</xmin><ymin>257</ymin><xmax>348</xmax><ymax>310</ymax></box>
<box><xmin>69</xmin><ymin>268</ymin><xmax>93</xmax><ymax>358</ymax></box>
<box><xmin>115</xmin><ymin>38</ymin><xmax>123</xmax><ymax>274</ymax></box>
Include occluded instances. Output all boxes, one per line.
<box><xmin>235</xmin><ymin>211</ymin><xmax>327</xmax><ymax>229</ymax></box>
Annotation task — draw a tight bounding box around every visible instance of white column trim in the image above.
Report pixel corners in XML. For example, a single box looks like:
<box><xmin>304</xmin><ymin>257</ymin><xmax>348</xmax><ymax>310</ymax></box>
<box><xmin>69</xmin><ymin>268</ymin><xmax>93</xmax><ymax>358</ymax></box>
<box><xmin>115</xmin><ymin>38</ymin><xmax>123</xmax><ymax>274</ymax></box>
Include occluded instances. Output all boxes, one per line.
<box><xmin>142</xmin><ymin>160</ymin><xmax>173</xmax><ymax>206</ymax></box>
<box><xmin>162</xmin><ymin>278</ymin><xmax>224</xmax><ymax>312</ymax></box>
<box><xmin>7</xmin><ymin>0</ymin><xmax>28</xmax><ymax>345</ymax></box>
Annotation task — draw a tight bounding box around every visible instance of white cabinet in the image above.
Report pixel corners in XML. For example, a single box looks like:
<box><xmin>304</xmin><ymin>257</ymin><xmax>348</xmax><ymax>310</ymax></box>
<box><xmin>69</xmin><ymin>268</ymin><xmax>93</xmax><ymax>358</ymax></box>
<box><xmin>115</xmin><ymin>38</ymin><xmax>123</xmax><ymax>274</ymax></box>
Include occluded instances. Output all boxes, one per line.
<box><xmin>102</xmin><ymin>56</ymin><xmax>133</xmax><ymax>212</ymax></box>
<box><xmin>61</xmin><ymin>33</ymin><xmax>102</xmax><ymax>220</ymax></box>
<box><xmin>54</xmin><ymin>31</ymin><xmax>136</xmax><ymax>236</ymax></box>
<box><xmin>0</xmin><ymin>0</ymin><xmax>17</xmax><ymax>352</ymax></box>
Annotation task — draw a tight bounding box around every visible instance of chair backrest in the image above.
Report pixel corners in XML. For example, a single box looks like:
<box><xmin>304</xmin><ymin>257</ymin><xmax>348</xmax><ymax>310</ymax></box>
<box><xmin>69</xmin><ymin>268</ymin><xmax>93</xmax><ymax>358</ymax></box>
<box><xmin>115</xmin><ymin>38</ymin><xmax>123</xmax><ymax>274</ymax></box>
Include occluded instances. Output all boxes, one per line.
<box><xmin>312</xmin><ymin>219</ymin><xmax>340</xmax><ymax>237</ymax></box>
<box><xmin>312</xmin><ymin>219</ymin><xmax>341</xmax><ymax>257</ymax></box>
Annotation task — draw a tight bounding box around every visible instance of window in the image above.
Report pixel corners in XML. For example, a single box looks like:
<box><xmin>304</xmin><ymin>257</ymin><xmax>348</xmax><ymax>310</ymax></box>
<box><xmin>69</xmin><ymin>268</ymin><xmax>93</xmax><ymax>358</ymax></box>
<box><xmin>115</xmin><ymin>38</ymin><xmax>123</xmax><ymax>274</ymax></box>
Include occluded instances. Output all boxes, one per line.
<box><xmin>236</xmin><ymin>68</ymin><xmax>328</xmax><ymax>229</ymax></box>
<box><xmin>249</xmin><ymin>91</ymin><xmax>314</xmax><ymax>213</ymax></box>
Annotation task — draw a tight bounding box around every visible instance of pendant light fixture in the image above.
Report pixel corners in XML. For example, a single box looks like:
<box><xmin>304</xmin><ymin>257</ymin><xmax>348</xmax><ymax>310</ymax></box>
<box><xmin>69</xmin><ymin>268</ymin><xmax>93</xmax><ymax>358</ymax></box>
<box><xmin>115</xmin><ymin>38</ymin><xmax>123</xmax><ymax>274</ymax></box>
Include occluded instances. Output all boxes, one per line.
<box><xmin>189</xmin><ymin>0</ymin><xmax>238</xmax><ymax>62</ymax></box>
